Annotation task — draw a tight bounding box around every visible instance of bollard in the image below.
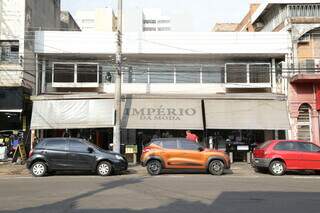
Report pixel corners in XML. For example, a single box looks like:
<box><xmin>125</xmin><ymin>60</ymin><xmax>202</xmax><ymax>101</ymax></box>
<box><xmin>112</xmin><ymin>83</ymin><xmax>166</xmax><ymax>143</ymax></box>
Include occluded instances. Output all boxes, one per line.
<box><xmin>229</xmin><ymin>152</ymin><xmax>233</xmax><ymax>163</ymax></box>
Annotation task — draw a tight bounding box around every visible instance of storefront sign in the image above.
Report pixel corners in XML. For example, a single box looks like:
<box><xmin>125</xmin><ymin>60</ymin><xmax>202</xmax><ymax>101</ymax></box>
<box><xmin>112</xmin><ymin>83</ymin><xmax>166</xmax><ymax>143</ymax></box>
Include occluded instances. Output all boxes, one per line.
<box><xmin>237</xmin><ymin>145</ymin><xmax>249</xmax><ymax>151</ymax></box>
<box><xmin>121</xmin><ymin>99</ymin><xmax>203</xmax><ymax>130</ymax></box>
<box><xmin>124</xmin><ymin>107</ymin><xmax>196</xmax><ymax>121</ymax></box>
<box><xmin>125</xmin><ymin>145</ymin><xmax>138</xmax><ymax>154</ymax></box>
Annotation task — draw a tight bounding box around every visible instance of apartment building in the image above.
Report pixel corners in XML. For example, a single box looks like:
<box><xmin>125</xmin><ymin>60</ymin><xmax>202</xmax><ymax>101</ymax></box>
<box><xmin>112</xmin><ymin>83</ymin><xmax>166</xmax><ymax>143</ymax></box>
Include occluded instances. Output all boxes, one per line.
<box><xmin>142</xmin><ymin>8</ymin><xmax>171</xmax><ymax>32</ymax></box>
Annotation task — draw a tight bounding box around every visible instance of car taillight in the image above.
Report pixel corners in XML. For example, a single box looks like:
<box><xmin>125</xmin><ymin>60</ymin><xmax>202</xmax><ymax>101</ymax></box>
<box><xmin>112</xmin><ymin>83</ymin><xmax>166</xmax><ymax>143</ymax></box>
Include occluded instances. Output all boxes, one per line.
<box><xmin>142</xmin><ymin>148</ymin><xmax>151</xmax><ymax>153</ymax></box>
<box><xmin>28</xmin><ymin>149</ymin><xmax>34</xmax><ymax>158</ymax></box>
<box><xmin>254</xmin><ymin>149</ymin><xmax>266</xmax><ymax>158</ymax></box>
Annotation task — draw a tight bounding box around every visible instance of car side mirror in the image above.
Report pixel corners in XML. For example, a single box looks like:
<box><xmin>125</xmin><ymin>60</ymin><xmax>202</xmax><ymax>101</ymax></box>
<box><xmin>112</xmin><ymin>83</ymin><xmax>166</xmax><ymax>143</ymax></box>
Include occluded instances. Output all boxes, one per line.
<box><xmin>87</xmin><ymin>147</ymin><xmax>94</xmax><ymax>153</ymax></box>
<box><xmin>198</xmin><ymin>147</ymin><xmax>204</xmax><ymax>152</ymax></box>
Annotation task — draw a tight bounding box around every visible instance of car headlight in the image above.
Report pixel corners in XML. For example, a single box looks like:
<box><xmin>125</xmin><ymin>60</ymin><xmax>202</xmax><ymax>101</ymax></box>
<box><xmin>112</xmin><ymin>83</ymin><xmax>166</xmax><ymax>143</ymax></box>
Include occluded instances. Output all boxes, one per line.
<box><xmin>115</xmin><ymin>155</ymin><xmax>123</xmax><ymax>160</ymax></box>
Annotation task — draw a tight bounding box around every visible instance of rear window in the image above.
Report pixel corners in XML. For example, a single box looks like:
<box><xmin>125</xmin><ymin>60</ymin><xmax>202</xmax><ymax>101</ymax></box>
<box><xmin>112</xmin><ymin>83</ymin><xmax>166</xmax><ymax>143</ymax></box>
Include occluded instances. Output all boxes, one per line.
<box><xmin>35</xmin><ymin>140</ymin><xmax>46</xmax><ymax>149</ymax></box>
<box><xmin>256</xmin><ymin>141</ymin><xmax>272</xmax><ymax>149</ymax></box>
<box><xmin>150</xmin><ymin>140</ymin><xmax>162</xmax><ymax>147</ymax></box>
<box><xmin>274</xmin><ymin>142</ymin><xmax>298</xmax><ymax>151</ymax></box>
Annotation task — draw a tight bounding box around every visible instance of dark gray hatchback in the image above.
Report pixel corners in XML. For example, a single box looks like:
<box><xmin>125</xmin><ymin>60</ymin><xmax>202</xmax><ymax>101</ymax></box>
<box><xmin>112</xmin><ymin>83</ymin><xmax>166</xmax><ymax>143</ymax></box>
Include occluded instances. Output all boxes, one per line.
<box><xmin>26</xmin><ymin>138</ymin><xmax>127</xmax><ymax>177</ymax></box>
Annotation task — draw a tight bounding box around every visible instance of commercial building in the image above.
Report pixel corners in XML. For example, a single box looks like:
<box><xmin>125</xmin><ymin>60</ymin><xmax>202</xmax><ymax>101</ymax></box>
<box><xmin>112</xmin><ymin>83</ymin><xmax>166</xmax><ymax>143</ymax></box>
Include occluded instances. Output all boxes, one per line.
<box><xmin>75</xmin><ymin>8</ymin><xmax>116</xmax><ymax>32</ymax></box>
<box><xmin>30</xmin><ymin>31</ymin><xmax>290</xmax><ymax>160</ymax></box>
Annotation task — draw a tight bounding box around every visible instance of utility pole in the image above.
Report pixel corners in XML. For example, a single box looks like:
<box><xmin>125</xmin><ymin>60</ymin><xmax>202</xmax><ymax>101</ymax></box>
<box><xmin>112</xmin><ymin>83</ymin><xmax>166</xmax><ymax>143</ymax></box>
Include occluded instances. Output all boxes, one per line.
<box><xmin>113</xmin><ymin>0</ymin><xmax>123</xmax><ymax>153</ymax></box>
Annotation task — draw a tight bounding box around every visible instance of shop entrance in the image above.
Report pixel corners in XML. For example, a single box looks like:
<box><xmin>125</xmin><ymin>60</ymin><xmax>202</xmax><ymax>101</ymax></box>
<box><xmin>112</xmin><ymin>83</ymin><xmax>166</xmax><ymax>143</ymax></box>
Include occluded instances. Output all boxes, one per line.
<box><xmin>206</xmin><ymin>129</ymin><xmax>286</xmax><ymax>162</ymax></box>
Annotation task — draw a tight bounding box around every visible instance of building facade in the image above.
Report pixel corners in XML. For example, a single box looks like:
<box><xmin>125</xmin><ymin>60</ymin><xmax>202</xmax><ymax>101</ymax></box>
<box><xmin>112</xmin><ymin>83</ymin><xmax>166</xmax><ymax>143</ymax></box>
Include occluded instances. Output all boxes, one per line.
<box><xmin>30</xmin><ymin>31</ymin><xmax>290</xmax><ymax>161</ymax></box>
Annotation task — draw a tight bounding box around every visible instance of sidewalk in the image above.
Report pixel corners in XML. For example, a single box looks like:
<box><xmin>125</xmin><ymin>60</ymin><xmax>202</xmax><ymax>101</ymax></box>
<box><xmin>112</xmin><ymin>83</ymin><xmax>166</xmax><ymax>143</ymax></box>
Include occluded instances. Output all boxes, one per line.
<box><xmin>0</xmin><ymin>161</ymin><xmax>29</xmax><ymax>176</ymax></box>
<box><xmin>0</xmin><ymin>161</ymin><xmax>257</xmax><ymax>177</ymax></box>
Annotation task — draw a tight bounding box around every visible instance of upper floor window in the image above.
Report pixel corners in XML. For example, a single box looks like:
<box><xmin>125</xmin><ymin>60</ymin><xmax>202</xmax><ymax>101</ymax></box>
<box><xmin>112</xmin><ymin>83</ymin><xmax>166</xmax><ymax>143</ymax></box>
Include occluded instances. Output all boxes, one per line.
<box><xmin>143</xmin><ymin>20</ymin><xmax>156</xmax><ymax>24</ymax></box>
<box><xmin>52</xmin><ymin>63</ymin><xmax>99</xmax><ymax>87</ymax></box>
<box><xmin>225</xmin><ymin>63</ymin><xmax>271</xmax><ymax>84</ymax></box>
<box><xmin>0</xmin><ymin>40</ymin><xmax>19</xmax><ymax>64</ymax></box>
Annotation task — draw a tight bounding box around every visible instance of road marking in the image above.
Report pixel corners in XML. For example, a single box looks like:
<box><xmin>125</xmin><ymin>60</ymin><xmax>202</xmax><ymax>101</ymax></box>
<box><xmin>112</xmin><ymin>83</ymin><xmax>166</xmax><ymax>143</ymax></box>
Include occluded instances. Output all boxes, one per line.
<box><xmin>292</xmin><ymin>176</ymin><xmax>320</xmax><ymax>179</ymax></box>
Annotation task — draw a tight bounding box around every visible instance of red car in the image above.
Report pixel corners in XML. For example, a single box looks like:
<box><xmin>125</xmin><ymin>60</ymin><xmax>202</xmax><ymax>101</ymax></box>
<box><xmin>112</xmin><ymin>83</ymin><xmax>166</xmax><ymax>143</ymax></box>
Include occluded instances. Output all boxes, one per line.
<box><xmin>253</xmin><ymin>140</ymin><xmax>320</xmax><ymax>176</ymax></box>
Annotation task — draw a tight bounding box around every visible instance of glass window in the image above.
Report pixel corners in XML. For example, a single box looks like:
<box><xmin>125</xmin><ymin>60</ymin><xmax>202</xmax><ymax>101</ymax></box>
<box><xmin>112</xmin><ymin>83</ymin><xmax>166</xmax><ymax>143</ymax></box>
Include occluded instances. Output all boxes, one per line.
<box><xmin>45</xmin><ymin>139</ymin><xmax>67</xmax><ymax>151</ymax></box>
<box><xmin>179</xmin><ymin>140</ymin><xmax>200</xmax><ymax>151</ymax></box>
<box><xmin>298</xmin><ymin>142</ymin><xmax>320</xmax><ymax>152</ymax></box>
<box><xmin>162</xmin><ymin>140</ymin><xmax>178</xmax><ymax>149</ymax></box>
<box><xmin>149</xmin><ymin>65</ymin><xmax>174</xmax><ymax>83</ymax></box>
<box><xmin>77</xmin><ymin>64</ymin><xmax>98</xmax><ymax>83</ymax></box>
<box><xmin>274</xmin><ymin>142</ymin><xmax>298</xmax><ymax>151</ymax></box>
<box><xmin>226</xmin><ymin>64</ymin><xmax>247</xmax><ymax>83</ymax></box>
<box><xmin>53</xmin><ymin>63</ymin><xmax>74</xmax><ymax>83</ymax></box>
<box><xmin>123</xmin><ymin>66</ymin><xmax>148</xmax><ymax>83</ymax></box>
<box><xmin>202</xmin><ymin>65</ymin><xmax>224</xmax><ymax>83</ymax></box>
<box><xmin>69</xmin><ymin>140</ymin><xmax>89</xmax><ymax>152</ymax></box>
<box><xmin>249</xmin><ymin>64</ymin><xmax>270</xmax><ymax>83</ymax></box>
<box><xmin>176</xmin><ymin>65</ymin><xmax>200</xmax><ymax>83</ymax></box>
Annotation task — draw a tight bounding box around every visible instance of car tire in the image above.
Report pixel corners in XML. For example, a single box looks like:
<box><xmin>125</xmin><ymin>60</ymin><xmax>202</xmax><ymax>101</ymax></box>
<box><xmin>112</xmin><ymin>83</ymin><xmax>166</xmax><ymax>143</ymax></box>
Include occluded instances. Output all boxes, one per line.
<box><xmin>146</xmin><ymin>160</ymin><xmax>162</xmax><ymax>176</ymax></box>
<box><xmin>269</xmin><ymin>160</ymin><xmax>286</xmax><ymax>176</ymax></box>
<box><xmin>97</xmin><ymin>161</ymin><xmax>112</xmax><ymax>176</ymax></box>
<box><xmin>31</xmin><ymin>161</ymin><xmax>47</xmax><ymax>177</ymax></box>
<box><xmin>208</xmin><ymin>160</ymin><xmax>224</xmax><ymax>176</ymax></box>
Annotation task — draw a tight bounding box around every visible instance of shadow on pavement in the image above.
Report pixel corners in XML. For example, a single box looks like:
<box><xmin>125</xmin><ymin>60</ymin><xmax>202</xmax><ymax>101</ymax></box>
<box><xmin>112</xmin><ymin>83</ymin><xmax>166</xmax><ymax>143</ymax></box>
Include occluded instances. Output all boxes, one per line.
<box><xmin>3</xmin><ymin>190</ymin><xmax>320</xmax><ymax>213</ymax></box>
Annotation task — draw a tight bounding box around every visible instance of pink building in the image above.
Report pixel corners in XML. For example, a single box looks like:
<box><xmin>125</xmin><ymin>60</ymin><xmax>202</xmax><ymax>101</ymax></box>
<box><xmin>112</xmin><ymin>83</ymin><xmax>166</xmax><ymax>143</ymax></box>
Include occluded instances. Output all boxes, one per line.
<box><xmin>289</xmin><ymin>76</ymin><xmax>320</xmax><ymax>145</ymax></box>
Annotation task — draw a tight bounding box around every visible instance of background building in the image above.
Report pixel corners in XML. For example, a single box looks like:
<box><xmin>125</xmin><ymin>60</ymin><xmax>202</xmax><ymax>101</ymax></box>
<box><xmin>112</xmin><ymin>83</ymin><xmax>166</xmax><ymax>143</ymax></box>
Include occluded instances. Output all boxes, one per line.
<box><xmin>75</xmin><ymin>8</ymin><xmax>116</xmax><ymax>32</ymax></box>
<box><xmin>142</xmin><ymin>8</ymin><xmax>171</xmax><ymax>32</ymax></box>
<box><xmin>60</xmin><ymin>11</ymin><xmax>81</xmax><ymax>31</ymax></box>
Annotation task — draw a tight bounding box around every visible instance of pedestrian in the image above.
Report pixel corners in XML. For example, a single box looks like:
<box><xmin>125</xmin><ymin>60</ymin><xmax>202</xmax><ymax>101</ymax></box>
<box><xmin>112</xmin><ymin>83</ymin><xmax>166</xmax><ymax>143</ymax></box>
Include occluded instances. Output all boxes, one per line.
<box><xmin>186</xmin><ymin>130</ymin><xmax>198</xmax><ymax>143</ymax></box>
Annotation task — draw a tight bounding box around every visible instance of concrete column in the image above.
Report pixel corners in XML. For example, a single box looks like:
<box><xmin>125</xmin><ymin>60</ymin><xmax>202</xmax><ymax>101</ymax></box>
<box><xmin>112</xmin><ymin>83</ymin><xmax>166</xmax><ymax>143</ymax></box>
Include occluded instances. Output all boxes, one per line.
<box><xmin>272</xmin><ymin>58</ymin><xmax>277</xmax><ymax>93</ymax></box>
<box><xmin>41</xmin><ymin>60</ymin><xmax>46</xmax><ymax>93</ymax></box>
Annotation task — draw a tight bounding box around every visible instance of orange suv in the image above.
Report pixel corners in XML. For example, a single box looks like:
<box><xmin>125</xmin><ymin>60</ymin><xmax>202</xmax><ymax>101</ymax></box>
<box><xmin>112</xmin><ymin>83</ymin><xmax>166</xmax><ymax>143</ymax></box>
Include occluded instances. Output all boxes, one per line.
<box><xmin>141</xmin><ymin>138</ymin><xmax>230</xmax><ymax>175</ymax></box>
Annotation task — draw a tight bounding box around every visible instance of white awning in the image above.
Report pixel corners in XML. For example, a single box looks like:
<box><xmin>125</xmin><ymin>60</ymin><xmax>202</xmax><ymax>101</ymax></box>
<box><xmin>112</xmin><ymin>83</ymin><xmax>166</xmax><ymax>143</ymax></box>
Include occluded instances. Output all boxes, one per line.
<box><xmin>121</xmin><ymin>99</ymin><xmax>203</xmax><ymax>130</ymax></box>
<box><xmin>205</xmin><ymin>99</ymin><xmax>290</xmax><ymax>130</ymax></box>
<box><xmin>31</xmin><ymin>99</ymin><xmax>114</xmax><ymax>130</ymax></box>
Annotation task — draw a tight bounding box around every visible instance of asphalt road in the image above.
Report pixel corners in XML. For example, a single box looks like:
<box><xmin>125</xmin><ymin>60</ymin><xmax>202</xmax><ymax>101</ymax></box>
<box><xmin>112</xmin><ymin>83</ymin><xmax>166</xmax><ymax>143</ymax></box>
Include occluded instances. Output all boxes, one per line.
<box><xmin>0</xmin><ymin>168</ymin><xmax>320</xmax><ymax>213</ymax></box>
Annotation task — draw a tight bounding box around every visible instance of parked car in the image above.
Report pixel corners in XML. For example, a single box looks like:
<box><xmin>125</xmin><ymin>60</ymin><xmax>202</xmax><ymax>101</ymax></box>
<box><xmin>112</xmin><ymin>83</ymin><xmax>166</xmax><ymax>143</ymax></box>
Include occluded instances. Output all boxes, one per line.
<box><xmin>140</xmin><ymin>138</ymin><xmax>231</xmax><ymax>175</ymax></box>
<box><xmin>252</xmin><ymin>140</ymin><xmax>320</xmax><ymax>176</ymax></box>
<box><xmin>27</xmin><ymin>138</ymin><xmax>128</xmax><ymax>177</ymax></box>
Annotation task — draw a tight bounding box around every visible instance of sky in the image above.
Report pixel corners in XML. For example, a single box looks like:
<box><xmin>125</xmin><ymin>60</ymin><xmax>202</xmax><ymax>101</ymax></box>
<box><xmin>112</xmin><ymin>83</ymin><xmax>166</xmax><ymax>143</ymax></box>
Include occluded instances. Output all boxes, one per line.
<box><xmin>61</xmin><ymin>0</ymin><xmax>266</xmax><ymax>32</ymax></box>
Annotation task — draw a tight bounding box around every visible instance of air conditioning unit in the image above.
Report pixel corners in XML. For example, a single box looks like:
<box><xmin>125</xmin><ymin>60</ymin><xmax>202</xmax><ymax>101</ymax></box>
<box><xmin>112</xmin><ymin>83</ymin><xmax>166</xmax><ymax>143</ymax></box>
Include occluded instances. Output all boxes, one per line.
<box><xmin>254</xmin><ymin>22</ymin><xmax>264</xmax><ymax>31</ymax></box>
<box><xmin>315</xmin><ymin>59</ymin><xmax>320</xmax><ymax>73</ymax></box>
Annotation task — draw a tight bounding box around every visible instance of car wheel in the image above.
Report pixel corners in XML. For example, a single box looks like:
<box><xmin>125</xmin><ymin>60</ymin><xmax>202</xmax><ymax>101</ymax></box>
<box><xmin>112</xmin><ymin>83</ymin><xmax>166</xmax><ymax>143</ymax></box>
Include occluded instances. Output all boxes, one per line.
<box><xmin>97</xmin><ymin>161</ymin><xmax>112</xmax><ymax>176</ymax></box>
<box><xmin>208</xmin><ymin>160</ymin><xmax>224</xmax><ymax>175</ymax></box>
<box><xmin>31</xmin><ymin>161</ymin><xmax>47</xmax><ymax>177</ymax></box>
<box><xmin>269</xmin><ymin>160</ymin><xmax>286</xmax><ymax>176</ymax></box>
<box><xmin>147</xmin><ymin>160</ymin><xmax>162</xmax><ymax>176</ymax></box>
